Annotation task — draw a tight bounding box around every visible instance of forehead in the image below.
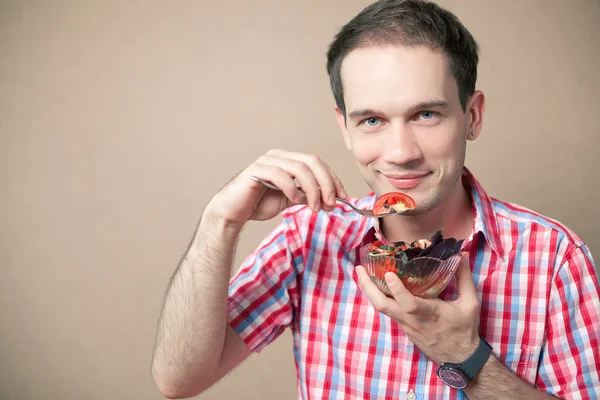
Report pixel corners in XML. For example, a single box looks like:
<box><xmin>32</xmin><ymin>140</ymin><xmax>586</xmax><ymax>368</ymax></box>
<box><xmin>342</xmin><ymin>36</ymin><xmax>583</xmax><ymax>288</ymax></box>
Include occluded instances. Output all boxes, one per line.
<box><xmin>340</xmin><ymin>44</ymin><xmax>459</xmax><ymax>112</ymax></box>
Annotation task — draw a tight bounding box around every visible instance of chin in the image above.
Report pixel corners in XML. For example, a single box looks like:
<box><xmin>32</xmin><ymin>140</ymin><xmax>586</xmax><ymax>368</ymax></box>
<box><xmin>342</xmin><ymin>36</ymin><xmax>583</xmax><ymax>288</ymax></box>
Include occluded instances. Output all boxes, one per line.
<box><xmin>412</xmin><ymin>201</ymin><xmax>437</xmax><ymax>215</ymax></box>
<box><xmin>407</xmin><ymin>191</ymin><xmax>440</xmax><ymax>214</ymax></box>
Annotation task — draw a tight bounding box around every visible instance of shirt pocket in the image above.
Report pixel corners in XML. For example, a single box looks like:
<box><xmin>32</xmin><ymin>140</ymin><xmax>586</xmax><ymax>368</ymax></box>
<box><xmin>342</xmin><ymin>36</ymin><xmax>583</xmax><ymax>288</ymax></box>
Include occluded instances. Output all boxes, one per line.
<box><xmin>498</xmin><ymin>346</ymin><xmax>537</xmax><ymax>384</ymax></box>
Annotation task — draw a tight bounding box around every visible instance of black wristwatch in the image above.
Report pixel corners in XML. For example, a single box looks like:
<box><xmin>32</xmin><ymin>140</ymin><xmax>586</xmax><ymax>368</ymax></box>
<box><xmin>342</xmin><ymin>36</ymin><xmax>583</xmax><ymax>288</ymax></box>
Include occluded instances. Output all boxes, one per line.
<box><xmin>436</xmin><ymin>336</ymin><xmax>492</xmax><ymax>389</ymax></box>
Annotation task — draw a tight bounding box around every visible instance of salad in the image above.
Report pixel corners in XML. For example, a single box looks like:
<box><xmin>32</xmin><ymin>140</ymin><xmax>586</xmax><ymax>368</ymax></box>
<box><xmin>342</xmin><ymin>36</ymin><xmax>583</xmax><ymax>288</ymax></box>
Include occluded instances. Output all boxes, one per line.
<box><xmin>366</xmin><ymin>230</ymin><xmax>464</xmax><ymax>280</ymax></box>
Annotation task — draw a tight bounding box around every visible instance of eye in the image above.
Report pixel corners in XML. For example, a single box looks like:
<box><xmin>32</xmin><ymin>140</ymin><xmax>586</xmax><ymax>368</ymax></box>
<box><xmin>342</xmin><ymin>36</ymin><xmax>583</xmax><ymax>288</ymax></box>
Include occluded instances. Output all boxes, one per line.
<box><xmin>413</xmin><ymin>110</ymin><xmax>442</xmax><ymax>124</ymax></box>
<box><xmin>363</xmin><ymin>117</ymin><xmax>380</xmax><ymax>127</ymax></box>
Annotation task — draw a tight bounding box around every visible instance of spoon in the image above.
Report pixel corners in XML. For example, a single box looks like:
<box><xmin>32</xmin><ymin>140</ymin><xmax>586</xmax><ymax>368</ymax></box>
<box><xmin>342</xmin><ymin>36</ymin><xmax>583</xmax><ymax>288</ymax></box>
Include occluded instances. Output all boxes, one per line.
<box><xmin>249</xmin><ymin>175</ymin><xmax>409</xmax><ymax>218</ymax></box>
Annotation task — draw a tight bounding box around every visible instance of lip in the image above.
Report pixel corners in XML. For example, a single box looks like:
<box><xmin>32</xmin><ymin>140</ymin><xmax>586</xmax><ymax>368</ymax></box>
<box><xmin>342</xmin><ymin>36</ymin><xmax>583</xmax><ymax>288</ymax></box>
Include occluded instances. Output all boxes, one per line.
<box><xmin>384</xmin><ymin>173</ymin><xmax>429</xmax><ymax>189</ymax></box>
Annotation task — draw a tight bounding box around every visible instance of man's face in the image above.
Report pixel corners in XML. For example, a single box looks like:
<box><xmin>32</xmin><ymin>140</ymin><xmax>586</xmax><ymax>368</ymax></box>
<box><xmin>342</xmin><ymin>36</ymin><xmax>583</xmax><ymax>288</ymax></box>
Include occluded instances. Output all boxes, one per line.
<box><xmin>335</xmin><ymin>44</ymin><xmax>481</xmax><ymax>215</ymax></box>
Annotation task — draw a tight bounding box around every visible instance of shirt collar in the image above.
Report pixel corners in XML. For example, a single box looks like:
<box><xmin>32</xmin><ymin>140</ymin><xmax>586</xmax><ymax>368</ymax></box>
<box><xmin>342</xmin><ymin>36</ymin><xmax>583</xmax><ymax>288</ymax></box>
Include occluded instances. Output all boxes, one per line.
<box><xmin>462</xmin><ymin>167</ymin><xmax>505</xmax><ymax>260</ymax></box>
<box><xmin>353</xmin><ymin>167</ymin><xmax>506</xmax><ymax>260</ymax></box>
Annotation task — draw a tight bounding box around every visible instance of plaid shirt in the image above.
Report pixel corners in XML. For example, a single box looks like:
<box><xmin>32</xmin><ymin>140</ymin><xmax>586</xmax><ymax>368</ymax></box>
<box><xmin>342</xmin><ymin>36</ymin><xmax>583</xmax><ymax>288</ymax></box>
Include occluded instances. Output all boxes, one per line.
<box><xmin>227</xmin><ymin>168</ymin><xmax>600</xmax><ymax>399</ymax></box>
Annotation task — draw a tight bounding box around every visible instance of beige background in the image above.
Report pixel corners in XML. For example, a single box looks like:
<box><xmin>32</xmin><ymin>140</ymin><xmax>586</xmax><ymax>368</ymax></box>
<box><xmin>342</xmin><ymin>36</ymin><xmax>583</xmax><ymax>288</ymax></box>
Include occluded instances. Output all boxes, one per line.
<box><xmin>1</xmin><ymin>0</ymin><xmax>599</xmax><ymax>399</ymax></box>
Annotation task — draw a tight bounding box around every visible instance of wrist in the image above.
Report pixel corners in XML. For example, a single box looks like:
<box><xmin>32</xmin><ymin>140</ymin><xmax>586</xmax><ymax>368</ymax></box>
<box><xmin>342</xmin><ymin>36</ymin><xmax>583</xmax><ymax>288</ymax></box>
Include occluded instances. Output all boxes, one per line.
<box><xmin>202</xmin><ymin>195</ymin><xmax>247</xmax><ymax>233</ymax></box>
<box><xmin>436</xmin><ymin>335</ymin><xmax>493</xmax><ymax>389</ymax></box>
<box><xmin>465</xmin><ymin>351</ymin><xmax>496</xmax><ymax>389</ymax></box>
<box><xmin>189</xmin><ymin>203</ymin><xmax>243</xmax><ymax>255</ymax></box>
<box><xmin>452</xmin><ymin>335</ymin><xmax>481</xmax><ymax>363</ymax></box>
<box><xmin>435</xmin><ymin>334</ymin><xmax>479</xmax><ymax>364</ymax></box>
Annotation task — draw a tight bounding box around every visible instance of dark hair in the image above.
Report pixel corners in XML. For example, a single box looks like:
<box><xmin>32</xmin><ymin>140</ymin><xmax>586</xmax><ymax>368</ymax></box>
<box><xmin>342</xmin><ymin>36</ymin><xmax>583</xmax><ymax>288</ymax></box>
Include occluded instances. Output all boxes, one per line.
<box><xmin>326</xmin><ymin>0</ymin><xmax>479</xmax><ymax>117</ymax></box>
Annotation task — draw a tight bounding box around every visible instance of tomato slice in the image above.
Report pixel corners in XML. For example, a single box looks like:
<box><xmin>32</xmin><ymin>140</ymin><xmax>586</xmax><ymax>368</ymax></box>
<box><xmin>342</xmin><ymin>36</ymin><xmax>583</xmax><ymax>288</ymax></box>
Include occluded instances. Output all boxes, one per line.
<box><xmin>368</xmin><ymin>240</ymin><xmax>396</xmax><ymax>257</ymax></box>
<box><xmin>368</xmin><ymin>240</ymin><xmax>383</xmax><ymax>252</ymax></box>
<box><xmin>373</xmin><ymin>192</ymin><xmax>416</xmax><ymax>215</ymax></box>
<box><xmin>373</xmin><ymin>257</ymin><xmax>399</xmax><ymax>279</ymax></box>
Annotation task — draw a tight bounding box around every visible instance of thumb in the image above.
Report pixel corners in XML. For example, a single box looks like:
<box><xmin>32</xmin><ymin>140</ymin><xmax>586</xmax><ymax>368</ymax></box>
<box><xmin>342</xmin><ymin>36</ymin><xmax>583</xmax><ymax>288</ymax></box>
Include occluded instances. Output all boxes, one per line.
<box><xmin>455</xmin><ymin>252</ymin><xmax>476</xmax><ymax>299</ymax></box>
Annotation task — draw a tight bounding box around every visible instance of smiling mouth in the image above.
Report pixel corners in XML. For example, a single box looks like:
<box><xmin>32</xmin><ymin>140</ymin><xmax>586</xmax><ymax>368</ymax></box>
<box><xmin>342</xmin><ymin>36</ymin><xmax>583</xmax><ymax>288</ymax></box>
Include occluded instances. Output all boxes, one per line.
<box><xmin>385</xmin><ymin>174</ymin><xmax>427</xmax><ymax>179</ymax></box>
<box><xmin>381</xmin><ymin>171</ymin><xmax>430</xmax><ymax>179</ymax></box>
<box><xmin>382</xmin><ymin>172</ymin><xmax>430</xmax><ymax>189</ymax></box>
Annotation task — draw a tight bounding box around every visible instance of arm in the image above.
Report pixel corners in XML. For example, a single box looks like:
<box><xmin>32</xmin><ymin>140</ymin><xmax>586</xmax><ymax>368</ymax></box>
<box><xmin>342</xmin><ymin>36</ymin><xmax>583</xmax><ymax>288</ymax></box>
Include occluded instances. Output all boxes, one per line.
<box><xmin>467</xmin><ymin>243</ymin><xmax>600</xmax><ymax>399</ymax></box>
<box><xmin>463</xmin><ymin>355</ymin><xmax>558</xmax><ymax>399</ymax></box>
<box><xmin>151</xmin><ymin>207</ymin><xmax>251</xmax><ymax>399</ymax></box>
<box><xmin>151</xmin><ymin>149</ymin><xmax>347</xmax><ymax>399</ymax></box>
<box><xmin>354</xmin><ymin>254</ymin><xmax>565</xmax><ymax>400</ymax></box>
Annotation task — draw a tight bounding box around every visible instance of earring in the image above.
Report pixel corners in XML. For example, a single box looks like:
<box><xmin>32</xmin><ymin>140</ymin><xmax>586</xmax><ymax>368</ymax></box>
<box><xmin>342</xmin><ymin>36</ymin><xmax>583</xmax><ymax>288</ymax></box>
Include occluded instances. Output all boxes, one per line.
<box><xmin>470</xmin><ymin>132</ymin><xmax>476</xmax><ymax>136</ymax></box>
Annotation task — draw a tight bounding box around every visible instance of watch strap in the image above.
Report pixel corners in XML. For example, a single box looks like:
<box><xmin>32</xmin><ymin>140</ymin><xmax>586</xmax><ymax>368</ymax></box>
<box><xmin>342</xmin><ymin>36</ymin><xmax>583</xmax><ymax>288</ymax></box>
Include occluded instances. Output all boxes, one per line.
<box><xmin>460</xmin><ymin>335</ymin><xmax>492</xmax><ymax>380</ymax></box>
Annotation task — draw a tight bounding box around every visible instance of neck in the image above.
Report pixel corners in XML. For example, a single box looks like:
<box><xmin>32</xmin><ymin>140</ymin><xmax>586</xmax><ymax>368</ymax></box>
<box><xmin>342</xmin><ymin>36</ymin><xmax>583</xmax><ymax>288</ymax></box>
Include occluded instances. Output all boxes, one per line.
<box><xmin>379</xmin><ymin>178</ymin><xmax>474</xmax><ymax>243</ymax></box>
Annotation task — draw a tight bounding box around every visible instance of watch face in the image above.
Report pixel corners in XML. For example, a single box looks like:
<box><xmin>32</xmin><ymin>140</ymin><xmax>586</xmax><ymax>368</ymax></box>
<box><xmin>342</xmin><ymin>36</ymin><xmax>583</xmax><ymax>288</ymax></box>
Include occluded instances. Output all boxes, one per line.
<box><xmin>438</xmin><ymin>367</ymin><xmax>468</xmax><ymax>389</ymax></box>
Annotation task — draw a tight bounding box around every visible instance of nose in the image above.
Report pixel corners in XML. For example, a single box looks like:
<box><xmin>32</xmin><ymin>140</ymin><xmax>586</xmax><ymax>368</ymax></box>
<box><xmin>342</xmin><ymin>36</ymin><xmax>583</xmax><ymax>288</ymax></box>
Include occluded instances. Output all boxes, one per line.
<box><xmin>382</xmin><ymin>122</ymin><xmax>423</xmax><ymax>166</ymax></box>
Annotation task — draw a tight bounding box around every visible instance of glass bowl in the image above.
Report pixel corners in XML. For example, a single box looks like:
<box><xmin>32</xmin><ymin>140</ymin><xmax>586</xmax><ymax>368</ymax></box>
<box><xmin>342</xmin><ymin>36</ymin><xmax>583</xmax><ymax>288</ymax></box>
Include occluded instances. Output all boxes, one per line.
<box><xmin>358</xmin><ymin>231</ymin><xmax>463</xmax><ymax>298</ymax></box>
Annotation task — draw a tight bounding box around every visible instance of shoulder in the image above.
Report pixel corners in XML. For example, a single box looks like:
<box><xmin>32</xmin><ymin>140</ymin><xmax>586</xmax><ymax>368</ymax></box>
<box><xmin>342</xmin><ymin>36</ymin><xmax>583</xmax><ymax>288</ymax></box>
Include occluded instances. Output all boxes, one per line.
<box><xmin>483</xmin><ymin>196</ymin><xmax>598</xmax><ymax>299</ymax></box>
<box><xmin>490</xmin><ymin>196</ymin><xmax>588</xmax><ymax>255</ymax></box>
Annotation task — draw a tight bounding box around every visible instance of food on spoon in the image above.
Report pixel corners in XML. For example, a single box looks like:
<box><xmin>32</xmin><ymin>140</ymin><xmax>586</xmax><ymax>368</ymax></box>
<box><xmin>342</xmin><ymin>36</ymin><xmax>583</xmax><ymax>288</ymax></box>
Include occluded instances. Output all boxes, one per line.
<box><xmin>372</xmin><ymin>192</ymin><xmax>416</xmax><ymax>215</ymax></box>
<box><xmin>359</xmin><ymin>230</ymin><xmax>464</xmax><ymax>298</ymax></box>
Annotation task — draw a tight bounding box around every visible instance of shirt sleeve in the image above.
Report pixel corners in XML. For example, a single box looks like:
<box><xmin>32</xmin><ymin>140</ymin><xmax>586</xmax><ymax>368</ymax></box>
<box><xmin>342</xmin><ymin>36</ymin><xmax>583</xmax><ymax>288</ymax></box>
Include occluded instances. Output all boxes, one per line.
<box><xmin>226</xmin><ymin>210</ymin><xmax>305</xmax><ymax>353</ymax></box>
<box><xmin>536</xmin><ymin>243</ymin><xmax>600</xmax><ymax>399</ymax></box>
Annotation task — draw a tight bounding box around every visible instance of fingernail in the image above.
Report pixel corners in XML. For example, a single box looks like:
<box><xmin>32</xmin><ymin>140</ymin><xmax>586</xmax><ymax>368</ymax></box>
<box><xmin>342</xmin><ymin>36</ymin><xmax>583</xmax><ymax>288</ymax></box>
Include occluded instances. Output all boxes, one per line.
<box><xmin>328</xmin><ymin>193</ymin><xmax>336</xmax><ymax>206</ymax></box>
<box><xmin>385</xmin><ymin>272</ymin><xmax>395</xmax><ymax>285</ymax></box>
<box><xmin>341</xmin><ymin>187</ymin><xmax>348</xmax><ymax>198</ymax></box>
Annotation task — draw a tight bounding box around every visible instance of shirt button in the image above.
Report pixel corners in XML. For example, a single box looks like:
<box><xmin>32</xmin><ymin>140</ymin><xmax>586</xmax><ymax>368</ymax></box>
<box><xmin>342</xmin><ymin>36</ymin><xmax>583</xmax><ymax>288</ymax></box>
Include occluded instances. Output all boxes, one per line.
<box><xmin>407</xmin><ymin>391</ymin><xmax>416</xmax><ymax>400</ymax></box>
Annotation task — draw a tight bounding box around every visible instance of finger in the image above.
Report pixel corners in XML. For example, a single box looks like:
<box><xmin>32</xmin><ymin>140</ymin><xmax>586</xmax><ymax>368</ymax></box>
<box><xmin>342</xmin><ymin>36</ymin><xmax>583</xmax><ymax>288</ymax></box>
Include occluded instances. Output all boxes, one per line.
<box><xmin>247</xmin><ymin>163</ymin><xmax>304</xmax><ymax>205</ymax></box>
<box><xmin>455</xmin><ymin>252</ymin><xmax>477</xmax><ymax>300</ymax></box>
<box><xmin>355</xmin><ymin>265</ymin><xmax>398</xmax><ymax>317</ymax></box>
<box><xmin>320</xmin><ymin>202</ymin><xmax>336</xmax><ymax>213</ymax></box>
<box><xmin>284</xmin><ymin>190</ymin><xmax>308</xmax><ymax>208</ymax></box>
<box><xmin>310</xmin><ymin>160</ymin><xmax>342</xmax><ymax>212</ymax></box>
<box><xmin>322</xmin><ymin>160</ymin><xmax>348</xmax><ymax>199</ymax></box>
<box><xmin>293</xmin><ymin>153</ymin><xmax>337</xmax><ymax>207</ymax></box>
<box><xmin>269</xmin><ymin>150</ymin><xmax>338</xmax><ymax>208</ymax></box>
<box><xmin>257</xmin><ymin>155</ymin><xmax>322</xmax><ymax>212</ymax></box>
<box><xmin>384</xmin><ymin>272</ymin><xmax>422</xmax><ymax>315</ymax></box>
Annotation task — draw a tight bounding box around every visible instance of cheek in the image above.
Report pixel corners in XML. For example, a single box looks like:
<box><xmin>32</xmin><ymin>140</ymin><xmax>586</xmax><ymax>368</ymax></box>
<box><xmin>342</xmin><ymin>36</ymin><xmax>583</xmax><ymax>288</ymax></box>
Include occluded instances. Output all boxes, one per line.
<box><xmin>419</xmin><ymin>127</ymin><xmax>465</xmax><ymax>164</ymax></box>
<box><xmin>350</xmin><ymin>135</ymin><xmax>380</xmax><ymax>166</ymax></box>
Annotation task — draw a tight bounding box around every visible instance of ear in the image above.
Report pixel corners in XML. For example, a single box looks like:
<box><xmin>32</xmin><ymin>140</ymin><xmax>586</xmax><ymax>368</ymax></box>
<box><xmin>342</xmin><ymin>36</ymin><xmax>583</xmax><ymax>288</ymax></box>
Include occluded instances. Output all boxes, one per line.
<box><xmin>466</xmin><ymin>90</ymin><xmax>485</xmax><ymax>141</ymax></box>
<box><xmin>334</xmin><ymin>105</ymin><xmax>353</xmax><ymax>150</ymax></box>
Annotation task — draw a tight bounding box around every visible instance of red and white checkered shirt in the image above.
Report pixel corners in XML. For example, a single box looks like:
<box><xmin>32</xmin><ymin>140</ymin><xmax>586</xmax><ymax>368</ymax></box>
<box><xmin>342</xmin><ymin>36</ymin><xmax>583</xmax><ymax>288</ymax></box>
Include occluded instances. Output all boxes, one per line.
<box><xmin>227</xmin><ymin>167</ymin><xmax>600</xmax><ymax>399</ymax></box>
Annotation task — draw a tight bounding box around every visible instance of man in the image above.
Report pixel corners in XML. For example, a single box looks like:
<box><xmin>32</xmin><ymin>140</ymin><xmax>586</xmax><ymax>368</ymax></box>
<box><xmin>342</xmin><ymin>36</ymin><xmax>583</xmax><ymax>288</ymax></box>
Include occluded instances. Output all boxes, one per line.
<box><xmin>151</xmin><ymin>0</ymin><xmax>600</xmax><ymax>399</ymax></box>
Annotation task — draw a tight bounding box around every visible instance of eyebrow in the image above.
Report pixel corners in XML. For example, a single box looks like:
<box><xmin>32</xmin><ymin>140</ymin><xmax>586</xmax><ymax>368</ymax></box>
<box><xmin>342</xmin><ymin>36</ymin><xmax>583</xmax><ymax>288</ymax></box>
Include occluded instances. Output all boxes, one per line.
<box><xmin>347</xmin><ymin>100</ymin><xmax>450</xmax><ymax>120</ymax></box>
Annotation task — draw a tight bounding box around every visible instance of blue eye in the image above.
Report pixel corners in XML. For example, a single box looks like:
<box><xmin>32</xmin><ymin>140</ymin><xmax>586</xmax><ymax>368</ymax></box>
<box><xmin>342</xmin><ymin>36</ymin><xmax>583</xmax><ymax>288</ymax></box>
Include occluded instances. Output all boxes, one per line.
<box><xmin>421</xmin><ymin>111</ymin><xmax>435</xmax><ymax>119</ymax></box>
<box><xmin>364</xmin><ymin>118</ymin><xmax>379</xmax><ymax>126</ymax></box>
